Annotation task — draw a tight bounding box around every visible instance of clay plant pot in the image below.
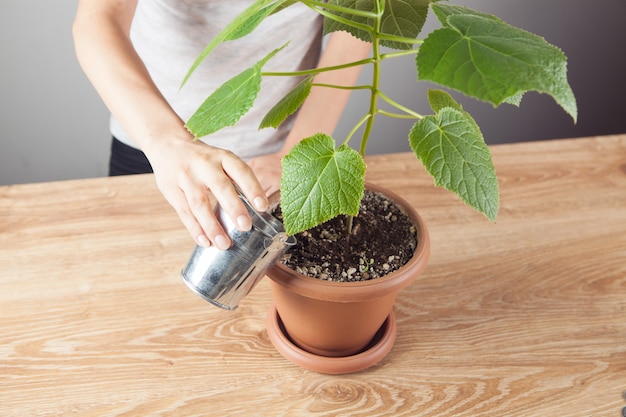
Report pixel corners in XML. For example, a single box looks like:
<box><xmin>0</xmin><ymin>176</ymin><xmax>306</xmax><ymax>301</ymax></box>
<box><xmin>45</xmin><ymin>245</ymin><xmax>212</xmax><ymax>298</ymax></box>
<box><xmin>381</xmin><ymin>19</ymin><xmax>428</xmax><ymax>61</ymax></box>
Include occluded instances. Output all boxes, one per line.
<box><xmin>266</xmin><ymin>183</ymin><xmax>430</xmax><ymax>374</ymax></box>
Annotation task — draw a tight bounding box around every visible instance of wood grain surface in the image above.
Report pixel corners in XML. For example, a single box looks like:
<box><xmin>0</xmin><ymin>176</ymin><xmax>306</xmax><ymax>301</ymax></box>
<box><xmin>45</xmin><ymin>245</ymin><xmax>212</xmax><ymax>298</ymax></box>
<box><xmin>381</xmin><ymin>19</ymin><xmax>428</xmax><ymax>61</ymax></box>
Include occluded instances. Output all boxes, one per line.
<box><xmin>1</xmin><ymin>135</ymin><xmax>625</xmax><ymax>416</ymax></box>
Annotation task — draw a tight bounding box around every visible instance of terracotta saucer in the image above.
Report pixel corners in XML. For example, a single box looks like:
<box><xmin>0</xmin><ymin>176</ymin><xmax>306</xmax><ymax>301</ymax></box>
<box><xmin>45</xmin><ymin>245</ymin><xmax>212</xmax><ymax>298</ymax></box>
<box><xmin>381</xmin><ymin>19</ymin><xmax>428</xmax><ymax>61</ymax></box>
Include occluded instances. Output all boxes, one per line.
<box><xmin>266</xmin><ymin>305</ymin><xmax>397</xmax><ymax>374</ymax></box>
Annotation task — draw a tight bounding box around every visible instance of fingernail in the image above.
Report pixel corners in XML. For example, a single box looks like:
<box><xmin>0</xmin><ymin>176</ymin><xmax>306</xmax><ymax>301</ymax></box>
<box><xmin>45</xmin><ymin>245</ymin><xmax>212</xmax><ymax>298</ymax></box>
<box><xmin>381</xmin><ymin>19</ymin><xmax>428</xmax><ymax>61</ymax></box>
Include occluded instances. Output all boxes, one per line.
<box><xmin>215</xmin><ymin>234</ymin><xmax>230</xmax><ymax>250</ymax></box>
<box><xmin>197</xmin><ymin>235</ymin><xmax>211</xmax><ymax>247</ymax></box>
<box><xmin>254</xmin><ymin>196</ymin><xmax>268</xmax><ymax>212</ymax></box>
<box><xmin>237</xmin><ymin>215</ymin><xmax>252</xmax><ymax>231</ymax></box>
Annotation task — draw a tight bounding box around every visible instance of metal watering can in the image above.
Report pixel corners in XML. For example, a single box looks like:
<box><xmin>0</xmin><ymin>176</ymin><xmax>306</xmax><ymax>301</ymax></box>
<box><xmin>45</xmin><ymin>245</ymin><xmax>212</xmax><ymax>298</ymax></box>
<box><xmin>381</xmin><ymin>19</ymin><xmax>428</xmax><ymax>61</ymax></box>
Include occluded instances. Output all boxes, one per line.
<box><xmin>181</xmin><ymin>190</ymin><xmax>295</xmax><ymax>310</ymax></box>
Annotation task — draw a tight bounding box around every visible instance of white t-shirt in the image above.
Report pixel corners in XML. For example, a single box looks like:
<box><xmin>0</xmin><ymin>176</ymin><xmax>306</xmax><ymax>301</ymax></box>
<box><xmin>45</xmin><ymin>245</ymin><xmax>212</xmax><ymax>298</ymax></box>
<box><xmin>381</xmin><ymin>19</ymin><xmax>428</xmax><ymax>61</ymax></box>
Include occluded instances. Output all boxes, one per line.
<box><xmin>111</xmin><ymin>0</ymin><xmax>323</xmax><ymax>160</ymax></box>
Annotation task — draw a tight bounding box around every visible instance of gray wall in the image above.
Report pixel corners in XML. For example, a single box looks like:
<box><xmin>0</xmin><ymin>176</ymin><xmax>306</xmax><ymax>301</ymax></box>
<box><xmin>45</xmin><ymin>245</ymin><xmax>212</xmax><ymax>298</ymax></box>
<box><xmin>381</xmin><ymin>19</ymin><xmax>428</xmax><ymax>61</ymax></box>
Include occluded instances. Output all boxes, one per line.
<box><xmin>2</xmin><ymin>0</ymin><xmax>625</xmax><ymax>185</ymax></box>
<box><xmin>1</xmin><ymin>0</ymin><xmax>110</xmax><ymax>185</ymax></box>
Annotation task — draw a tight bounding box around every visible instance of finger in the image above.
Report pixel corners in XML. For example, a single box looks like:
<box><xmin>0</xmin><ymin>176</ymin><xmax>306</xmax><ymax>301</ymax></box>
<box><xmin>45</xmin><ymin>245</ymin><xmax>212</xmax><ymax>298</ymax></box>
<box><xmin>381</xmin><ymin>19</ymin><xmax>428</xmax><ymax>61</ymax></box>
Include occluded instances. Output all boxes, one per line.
<box><xmin>178</xmin><ymin>177</ymin><xmax>233</xmax><ymax>250</ymax></box>
<box><xmin>163</xmin><ymin>186</ymin><xmax>218</xmax><ymax>248</ymax></box>
<box><xmin>223</xmin><ymin>156</ymin><xmax>269</xmax><ymax>212</ymax></box>
<box><xmin>204</xmin><ymin>173</ymin><xmax>253</xmax><ymax>233</ymax></box>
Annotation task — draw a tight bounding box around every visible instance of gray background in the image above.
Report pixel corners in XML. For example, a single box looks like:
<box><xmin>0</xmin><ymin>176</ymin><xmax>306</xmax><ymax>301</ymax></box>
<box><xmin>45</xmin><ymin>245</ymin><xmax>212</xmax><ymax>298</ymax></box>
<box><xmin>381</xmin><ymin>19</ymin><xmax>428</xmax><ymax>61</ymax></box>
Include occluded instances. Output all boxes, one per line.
<box><xmin>2</xmin><ymin>0</ymin><xmax>625</xmax><ymax>185</ymax></box>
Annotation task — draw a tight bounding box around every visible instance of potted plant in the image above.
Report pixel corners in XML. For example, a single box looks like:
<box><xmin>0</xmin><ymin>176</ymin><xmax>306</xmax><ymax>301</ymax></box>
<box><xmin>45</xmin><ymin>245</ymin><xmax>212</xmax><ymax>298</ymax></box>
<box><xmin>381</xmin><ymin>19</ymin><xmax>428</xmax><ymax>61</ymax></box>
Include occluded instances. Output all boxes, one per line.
<box><xmin>182</xmin><ymin>0</ymin><xmax>577</xmax><ymax>373</ymax></box>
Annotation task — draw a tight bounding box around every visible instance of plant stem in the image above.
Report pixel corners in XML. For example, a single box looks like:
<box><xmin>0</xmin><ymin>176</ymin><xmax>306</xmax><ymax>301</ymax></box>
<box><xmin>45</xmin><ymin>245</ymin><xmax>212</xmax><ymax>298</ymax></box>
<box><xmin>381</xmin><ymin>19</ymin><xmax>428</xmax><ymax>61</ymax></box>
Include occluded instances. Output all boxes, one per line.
<box><xmin>341</xmin><ymin>113</ymin><xmax>371</xmax><ymax>147</ymax></box>
<box><xmin>346</xmin><ymin>215</ymin><xmax>354</xmax><ymax>237</ymax></box>
<box><xmin>377</xmin><ymin>34</ymin><xmax>423</xmax><ymax>46</ymax></box>
<box><xmin>378</xmin><ymin>91</ymin><xmax>423</xmax><ymax>119</ymax></box>
<box><xmin>311</xmin><ymin>83</ymin><xmax>372</xmax><ymax>92</ymax></box>
<box><xmin>377</xmin><ymin>109</ymin><xmax>420</xmax><ymax>119</ymax></box>
<box><xmin>381</xmin><ymin>48</ymin><xmax>421</xmax><ymax>60</ymax></box>
<box><xmin>346</xmin><ymin>0</ymin><xmax>386</xmax><ymax>237</ymax></box>
<box><xmin>358</xmin><ymin>0</ymin><xmax>385</xmax><ymax>157</ymax></box>
<box><xmin>262</xmin><ymin>58</ymin><xmax>373</xmax><ymax>78</ymax></box>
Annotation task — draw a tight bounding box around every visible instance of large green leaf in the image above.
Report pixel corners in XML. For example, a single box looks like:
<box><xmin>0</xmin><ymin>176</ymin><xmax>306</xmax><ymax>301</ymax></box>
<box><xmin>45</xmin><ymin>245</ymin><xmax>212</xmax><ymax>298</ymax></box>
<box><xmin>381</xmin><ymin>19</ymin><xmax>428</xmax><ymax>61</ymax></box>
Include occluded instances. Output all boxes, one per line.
<box><xmin>417</xmin><ymin>3</ymin><xmax>577</xmax><ymax>122</ymax></box>
<box><xmin>259</xmin><ymin>76</ymin><xmax>313</xmax><ymax>129</ymax></box>
<box><xmin>409</xmin><ymin>91</ymin><xmax>499</xmax><ymax>221</ymax></box>
<box><xmin>280</xmin><ymin>133</ymin><xmax>366</xmax><ymax>235</ymax></box>
<box><xmin>323</xmin><ymin>0</ymin><xmax>430</xmax><ymax>50</ymax></box>
<box><xmin>181</xmin><ymin>0</ymin><xmax>286</xmax><ymax>87</ymax></box>
<box><xmin>185</xmin><ymin>45</ymin><xmax>286</xmax><ymax>138</ymax></box>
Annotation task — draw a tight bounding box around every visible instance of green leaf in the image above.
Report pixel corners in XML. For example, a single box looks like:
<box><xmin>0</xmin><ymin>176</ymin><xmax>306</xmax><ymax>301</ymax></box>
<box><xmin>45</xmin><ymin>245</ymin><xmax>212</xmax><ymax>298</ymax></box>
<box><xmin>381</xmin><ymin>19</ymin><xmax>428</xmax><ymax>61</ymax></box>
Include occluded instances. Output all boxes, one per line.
<box><xmin>181</xmin><ymin>0</ymin><xmax>285</xmax><ymax>87</ymax></box>
<box><xmin>324</xmin><ymin>0</ymin><xmax>430</xmax><ymax>50</ymax></box>
<box><xmin>280</xmin><ymin>133</ymin><xmax>366</xmax><ymax>235</ymax></box>
<box><xmin>259</xmin><ymin>76</ymin><xmax>314</xmax><ymax>129</ymax></box>
<box><xmin>409</xmin><ymin>104</ymin><xmax>499</xmax><ymax>221</ymax></box>
<box><xmin>185</xmin><ymin>45</ymin><xmax>287</xmax><ymax>138</ymax></box>
<box><xmin>228</xmin><ymin>5</ymin><xmax>276</xmax><ymax>40</ymax></box>
<box><xmin>427</xmin><ymin>89</ymin><xmax>463</xmax><ymax>113</ymax></box>
<box><xmin>418</xmin><ymin>3</ymin><xmax>577</xmax><ymax>122</ymax></box>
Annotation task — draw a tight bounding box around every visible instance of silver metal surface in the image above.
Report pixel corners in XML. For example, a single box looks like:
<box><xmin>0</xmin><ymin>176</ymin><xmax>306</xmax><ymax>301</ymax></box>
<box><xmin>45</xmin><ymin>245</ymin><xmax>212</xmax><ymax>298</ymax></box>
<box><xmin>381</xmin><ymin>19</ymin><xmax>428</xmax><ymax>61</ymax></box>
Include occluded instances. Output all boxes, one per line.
<box><xmin>181</xmin><ymin>191</ymin><xmax>295</xmax><ymax>310</ymax></box>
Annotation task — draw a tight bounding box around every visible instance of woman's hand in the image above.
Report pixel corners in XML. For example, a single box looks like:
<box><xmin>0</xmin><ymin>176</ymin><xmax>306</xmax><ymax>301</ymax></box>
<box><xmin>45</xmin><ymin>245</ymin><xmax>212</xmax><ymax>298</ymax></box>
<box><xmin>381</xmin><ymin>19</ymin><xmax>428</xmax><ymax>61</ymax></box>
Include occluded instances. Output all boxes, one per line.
<box><xmin>145</xmin><ymin>135</ymin><xmax>269</xmax><ymax>250</ymax></box>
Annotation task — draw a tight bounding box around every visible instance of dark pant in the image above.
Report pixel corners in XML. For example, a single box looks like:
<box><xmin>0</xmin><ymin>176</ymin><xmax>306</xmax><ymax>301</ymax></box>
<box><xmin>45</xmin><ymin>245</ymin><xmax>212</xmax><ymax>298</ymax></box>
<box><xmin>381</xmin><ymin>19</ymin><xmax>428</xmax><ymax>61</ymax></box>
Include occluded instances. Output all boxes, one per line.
<box><xmin>109</xmin><ymin>137</ymin><xmax>153</xmax><ymax>176</ymax></box>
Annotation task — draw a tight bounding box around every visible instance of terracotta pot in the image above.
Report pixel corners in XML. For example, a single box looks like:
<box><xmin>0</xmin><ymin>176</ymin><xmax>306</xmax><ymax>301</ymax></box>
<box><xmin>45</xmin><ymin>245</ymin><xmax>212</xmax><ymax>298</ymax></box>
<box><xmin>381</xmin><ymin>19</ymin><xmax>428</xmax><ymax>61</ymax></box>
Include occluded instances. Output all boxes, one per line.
<box><xmin>266</xmin><ymin>183</ymin><xmax>430</xmax><ymax>373</ymax></box>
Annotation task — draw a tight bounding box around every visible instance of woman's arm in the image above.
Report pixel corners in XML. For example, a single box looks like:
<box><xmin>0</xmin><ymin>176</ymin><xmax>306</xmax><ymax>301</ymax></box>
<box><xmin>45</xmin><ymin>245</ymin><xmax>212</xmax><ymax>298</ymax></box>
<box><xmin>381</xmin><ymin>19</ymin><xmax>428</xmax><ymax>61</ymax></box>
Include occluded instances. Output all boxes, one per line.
<box><xmin>73</xmin><ymin>0</ymin><xmax>268</xmax><ymax>250</ymax></box>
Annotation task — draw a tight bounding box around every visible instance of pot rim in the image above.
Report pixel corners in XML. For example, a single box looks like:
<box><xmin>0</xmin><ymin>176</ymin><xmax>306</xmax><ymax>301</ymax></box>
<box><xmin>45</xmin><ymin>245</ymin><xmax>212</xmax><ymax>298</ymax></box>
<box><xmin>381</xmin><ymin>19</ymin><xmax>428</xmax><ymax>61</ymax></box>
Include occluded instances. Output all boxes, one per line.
<box><xmin>267</xmin><ymin>182</ymin><xmax>431</xmax><ymax>302</ymax></box>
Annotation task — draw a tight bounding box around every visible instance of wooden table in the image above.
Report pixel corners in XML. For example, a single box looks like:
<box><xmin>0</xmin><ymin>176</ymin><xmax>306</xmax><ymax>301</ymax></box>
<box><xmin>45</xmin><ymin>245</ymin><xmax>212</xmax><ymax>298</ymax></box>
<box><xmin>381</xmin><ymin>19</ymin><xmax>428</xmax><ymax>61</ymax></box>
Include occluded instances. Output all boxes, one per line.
<box><xmin>1</xmin><ymin>135</ymin><xmax>625</xmax><ymax>416</ymax></box>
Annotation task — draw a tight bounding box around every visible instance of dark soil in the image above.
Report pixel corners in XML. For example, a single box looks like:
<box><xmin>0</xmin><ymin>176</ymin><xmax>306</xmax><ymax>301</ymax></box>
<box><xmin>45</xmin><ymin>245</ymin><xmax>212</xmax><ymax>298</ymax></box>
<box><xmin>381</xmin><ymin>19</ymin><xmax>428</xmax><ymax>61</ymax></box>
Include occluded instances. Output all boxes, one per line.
<box><xmin>275</xmin><ymin>190</ymin><xmax>418</xmax><ymax>282</ymax></box>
